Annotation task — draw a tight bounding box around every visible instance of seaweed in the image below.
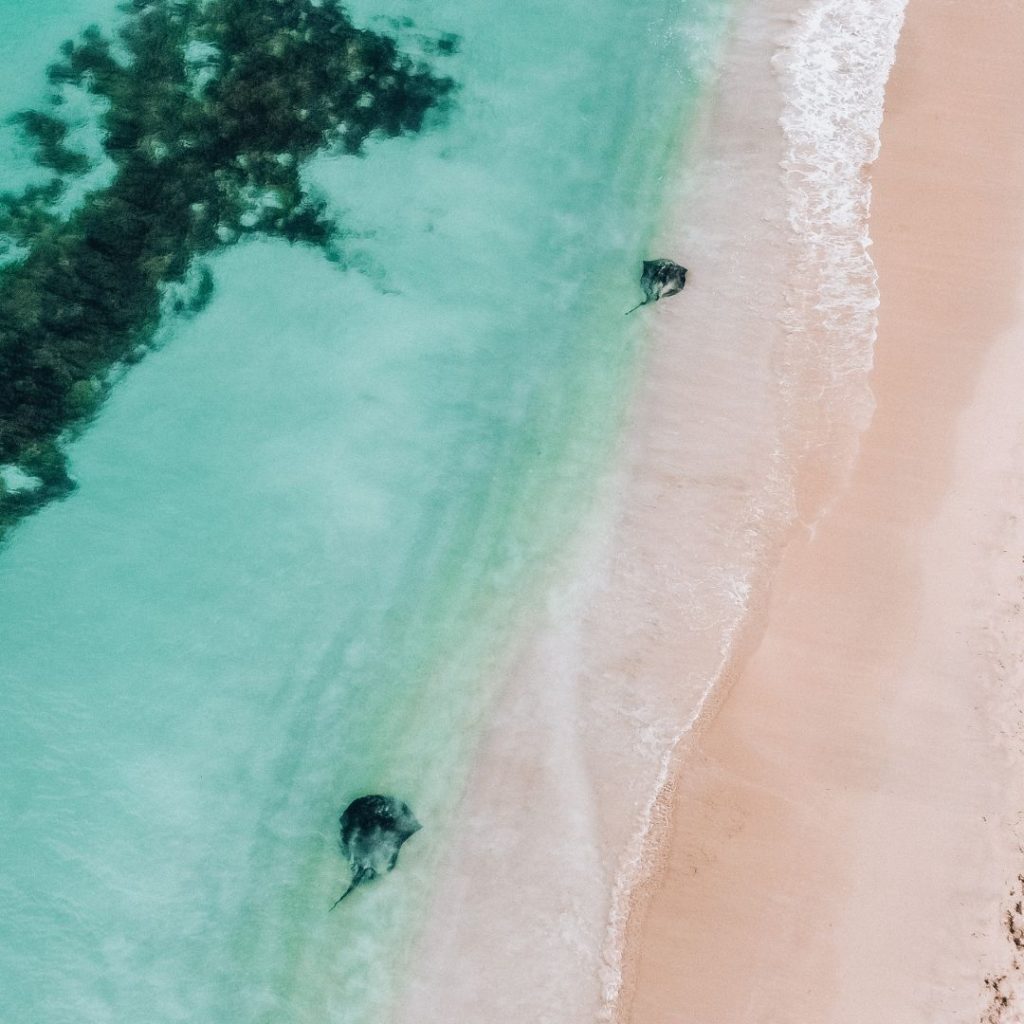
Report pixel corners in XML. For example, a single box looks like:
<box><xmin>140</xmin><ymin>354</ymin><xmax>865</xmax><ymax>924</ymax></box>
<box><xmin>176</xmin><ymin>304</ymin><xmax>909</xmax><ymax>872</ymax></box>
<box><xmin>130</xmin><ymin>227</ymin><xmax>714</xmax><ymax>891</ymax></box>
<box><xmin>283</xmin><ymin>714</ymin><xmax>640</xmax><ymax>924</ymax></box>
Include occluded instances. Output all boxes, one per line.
<box><xmin>0</xmin><ymin>0</ymin><xmax>456</xmax><ymax>540</ymax></box>
<box><xmin>10</xmin><ymin>111</ymin><xmax>91</xmax><ymax>176</ymax></box>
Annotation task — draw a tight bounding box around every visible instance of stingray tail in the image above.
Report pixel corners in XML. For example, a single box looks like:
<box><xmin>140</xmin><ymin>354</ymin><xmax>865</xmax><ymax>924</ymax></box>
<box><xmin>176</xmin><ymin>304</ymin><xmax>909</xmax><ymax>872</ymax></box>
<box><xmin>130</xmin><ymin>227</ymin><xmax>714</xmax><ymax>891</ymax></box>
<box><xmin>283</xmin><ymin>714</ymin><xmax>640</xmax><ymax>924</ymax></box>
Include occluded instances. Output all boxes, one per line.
<box><xmin>329</xmin><ymin>865</ymin><xmax>372</xmax><ymax>912</ymax></box>
<box><xmin>624</xmin><ymin>299</ymin><xmax>648</xmax><ymax>316</ymax></box>
<box><xmin>329</xmin><ymin>882</ymin><xmax>357</xmax><ymax>911</ymax></box>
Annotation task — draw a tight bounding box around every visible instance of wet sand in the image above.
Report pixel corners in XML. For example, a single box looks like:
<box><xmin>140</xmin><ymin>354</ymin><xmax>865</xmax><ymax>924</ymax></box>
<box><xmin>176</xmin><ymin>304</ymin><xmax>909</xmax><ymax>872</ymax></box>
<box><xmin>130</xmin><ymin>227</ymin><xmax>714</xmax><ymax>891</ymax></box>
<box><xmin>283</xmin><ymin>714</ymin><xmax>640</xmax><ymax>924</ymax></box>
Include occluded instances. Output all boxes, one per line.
<box><xmin>620</xmin><ymin>0</ymin><xmax>1024</xmax><ymax>1021</ymax></box>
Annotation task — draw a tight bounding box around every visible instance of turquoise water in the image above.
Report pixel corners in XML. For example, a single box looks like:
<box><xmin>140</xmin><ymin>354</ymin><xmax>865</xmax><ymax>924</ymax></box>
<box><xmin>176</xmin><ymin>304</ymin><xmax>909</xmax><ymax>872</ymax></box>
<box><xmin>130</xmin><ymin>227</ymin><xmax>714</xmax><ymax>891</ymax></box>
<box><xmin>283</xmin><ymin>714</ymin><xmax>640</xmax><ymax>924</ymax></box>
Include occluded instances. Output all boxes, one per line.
<box><xmin>0</xmin><ymin>1</ymin><xmax>726</xmax><ymax>1021</ymax></box>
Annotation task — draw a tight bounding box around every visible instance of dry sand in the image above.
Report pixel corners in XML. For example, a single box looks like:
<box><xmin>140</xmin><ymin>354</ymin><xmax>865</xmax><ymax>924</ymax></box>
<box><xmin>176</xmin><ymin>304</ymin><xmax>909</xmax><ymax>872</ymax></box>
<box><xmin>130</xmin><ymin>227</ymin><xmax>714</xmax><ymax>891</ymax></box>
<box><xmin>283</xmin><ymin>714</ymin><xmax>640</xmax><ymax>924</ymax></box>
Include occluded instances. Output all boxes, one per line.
<box><xmin>619</xmin><ymin>0</ymin><xmax>1024</xmax><ymax>1021</ymax></box>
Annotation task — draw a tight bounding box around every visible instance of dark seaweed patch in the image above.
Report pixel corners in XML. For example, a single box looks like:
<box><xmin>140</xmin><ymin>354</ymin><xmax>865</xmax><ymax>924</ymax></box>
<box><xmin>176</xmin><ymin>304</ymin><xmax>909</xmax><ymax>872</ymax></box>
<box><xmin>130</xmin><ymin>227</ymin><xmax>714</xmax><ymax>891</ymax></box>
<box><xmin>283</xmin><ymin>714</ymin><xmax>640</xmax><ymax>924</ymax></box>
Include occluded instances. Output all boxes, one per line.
<box><xmin>0</xmin><ymin>0</ymin><xmax>455</xmax><ymax>541</ymax></box>
<box><xmin>10</xmin><ymin>111</ymin><xmax>91</xmax><ymax>176</ymax></box>
<box><xmin>425</xmin><ymin>33</ymin><xmax>461</xmax><ymax>56</ymax></box>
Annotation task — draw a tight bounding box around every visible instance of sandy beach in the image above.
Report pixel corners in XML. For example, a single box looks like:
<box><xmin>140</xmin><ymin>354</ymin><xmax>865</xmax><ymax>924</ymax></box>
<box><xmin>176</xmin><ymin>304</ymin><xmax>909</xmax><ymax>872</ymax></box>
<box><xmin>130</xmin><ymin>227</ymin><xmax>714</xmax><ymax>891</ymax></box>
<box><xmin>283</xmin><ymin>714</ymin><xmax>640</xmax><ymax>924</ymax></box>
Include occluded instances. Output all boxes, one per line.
<box><xmin>620</xmin><ymin>0</ymin><xmax>1024</xmax><ymax>1021</ymax></box>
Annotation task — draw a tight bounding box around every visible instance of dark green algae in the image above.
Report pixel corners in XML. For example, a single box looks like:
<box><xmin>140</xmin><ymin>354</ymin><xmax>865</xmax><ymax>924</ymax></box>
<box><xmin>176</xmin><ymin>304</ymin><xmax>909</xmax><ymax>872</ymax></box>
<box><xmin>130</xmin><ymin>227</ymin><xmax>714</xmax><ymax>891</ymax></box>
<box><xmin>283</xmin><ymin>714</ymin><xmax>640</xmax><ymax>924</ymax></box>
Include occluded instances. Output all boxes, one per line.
<box><xmin>0</xmin><ymin>0</ymin><xmax>456</xmax><ymax>538</ymax></box>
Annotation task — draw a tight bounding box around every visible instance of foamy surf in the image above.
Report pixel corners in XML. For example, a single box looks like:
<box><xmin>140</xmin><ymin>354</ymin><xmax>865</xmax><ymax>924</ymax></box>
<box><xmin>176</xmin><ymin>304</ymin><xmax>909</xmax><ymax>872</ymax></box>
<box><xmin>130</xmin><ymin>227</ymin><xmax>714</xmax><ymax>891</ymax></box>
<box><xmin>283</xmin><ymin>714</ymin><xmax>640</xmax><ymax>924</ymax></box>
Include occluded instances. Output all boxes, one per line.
<box><xmin>774</xmin><ymin>0</ymin><xmax>908</xmax><ymax>518</ymax></box>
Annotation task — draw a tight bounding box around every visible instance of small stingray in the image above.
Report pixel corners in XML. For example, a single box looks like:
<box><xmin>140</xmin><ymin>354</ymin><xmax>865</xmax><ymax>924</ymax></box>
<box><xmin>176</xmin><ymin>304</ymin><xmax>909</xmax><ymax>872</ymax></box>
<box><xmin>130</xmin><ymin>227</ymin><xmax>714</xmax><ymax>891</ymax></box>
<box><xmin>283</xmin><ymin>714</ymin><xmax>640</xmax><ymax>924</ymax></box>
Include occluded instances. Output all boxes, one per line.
<box><xmin>625</xmin><ymin>259</ymin><xmax>688</xmax><ymax>314</ymax></box>
<box><xmin>330</xmin><ymin>795</ymin><xmax>421</xmax><ymax>909</ymax></box>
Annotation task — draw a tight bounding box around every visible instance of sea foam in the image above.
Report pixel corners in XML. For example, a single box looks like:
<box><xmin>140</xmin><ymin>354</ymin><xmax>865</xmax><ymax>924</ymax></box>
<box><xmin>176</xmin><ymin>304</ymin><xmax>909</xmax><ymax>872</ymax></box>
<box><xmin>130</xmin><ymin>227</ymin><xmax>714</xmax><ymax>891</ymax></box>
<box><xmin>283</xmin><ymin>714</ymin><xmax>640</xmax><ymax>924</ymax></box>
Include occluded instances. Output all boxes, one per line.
<box><xmin>774</xmin><ymin>0</ymin><xmax>908</xmax><ymax>510</ymax></box>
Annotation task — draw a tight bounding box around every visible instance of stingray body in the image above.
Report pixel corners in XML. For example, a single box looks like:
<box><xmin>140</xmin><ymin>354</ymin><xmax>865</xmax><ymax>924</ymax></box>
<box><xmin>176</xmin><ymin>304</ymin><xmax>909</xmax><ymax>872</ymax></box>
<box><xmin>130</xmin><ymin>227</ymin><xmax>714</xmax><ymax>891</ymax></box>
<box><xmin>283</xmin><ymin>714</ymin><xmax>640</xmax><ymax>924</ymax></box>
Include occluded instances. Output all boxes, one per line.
<box><xmin>331</xmin><ymin>795</ymin><xmax>421</xmax><ymax>909</ymax></box>
<box><xmin>626</xmin><ymin>259</ymin><xmax>688</xmax><ymax>314</ymax></box>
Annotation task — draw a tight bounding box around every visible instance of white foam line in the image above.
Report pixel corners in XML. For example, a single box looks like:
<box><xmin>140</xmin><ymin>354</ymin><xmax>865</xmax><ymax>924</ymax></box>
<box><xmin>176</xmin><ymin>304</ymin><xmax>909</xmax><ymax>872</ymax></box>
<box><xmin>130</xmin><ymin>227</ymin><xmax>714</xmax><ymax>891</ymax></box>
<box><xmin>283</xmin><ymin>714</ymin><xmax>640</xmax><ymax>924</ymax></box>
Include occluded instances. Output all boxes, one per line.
<box><xmin>775</xmin><ymin>0</ymin><xmax>908</xmax><ymax>455</ymax></box>
<box><xmin>596</xmin><ymin>0</ymin><xmax>908</xmax><ymax>1018</ymax></box>
<box><xmin>596</xmin><ymin>602</ymin><xmax>748</xmax><ymax>1022</ymax></box>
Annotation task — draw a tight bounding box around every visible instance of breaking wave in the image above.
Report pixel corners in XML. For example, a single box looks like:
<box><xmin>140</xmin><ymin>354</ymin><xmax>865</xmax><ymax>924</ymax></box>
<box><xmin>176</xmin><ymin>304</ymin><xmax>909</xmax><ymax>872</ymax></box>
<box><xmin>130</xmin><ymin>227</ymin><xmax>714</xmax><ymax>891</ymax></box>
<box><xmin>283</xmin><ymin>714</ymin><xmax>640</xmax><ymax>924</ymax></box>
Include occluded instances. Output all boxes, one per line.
<box><xmin>774</xmin><ymin>0</ymin><xmax>908</xmax><ymax>511</ymax></box>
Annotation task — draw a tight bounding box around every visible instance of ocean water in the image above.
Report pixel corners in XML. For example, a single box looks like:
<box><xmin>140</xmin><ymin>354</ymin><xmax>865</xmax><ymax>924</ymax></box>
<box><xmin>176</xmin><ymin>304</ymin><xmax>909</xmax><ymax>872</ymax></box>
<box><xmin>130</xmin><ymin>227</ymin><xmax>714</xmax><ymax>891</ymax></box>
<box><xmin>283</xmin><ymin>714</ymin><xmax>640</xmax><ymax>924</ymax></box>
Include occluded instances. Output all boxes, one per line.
<box><xmin>0</xmin><ymin>1</ymin><xmax>729</xmax><ymax>1022</ymax></box>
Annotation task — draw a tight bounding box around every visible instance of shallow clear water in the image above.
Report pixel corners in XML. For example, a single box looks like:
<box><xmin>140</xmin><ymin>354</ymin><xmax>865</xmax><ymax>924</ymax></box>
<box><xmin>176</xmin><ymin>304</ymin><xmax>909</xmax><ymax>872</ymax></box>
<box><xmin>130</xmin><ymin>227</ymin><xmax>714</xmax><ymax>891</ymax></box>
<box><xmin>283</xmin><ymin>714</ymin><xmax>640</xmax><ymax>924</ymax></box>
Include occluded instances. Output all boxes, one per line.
<box><xmin>0</xmin><ymin>1</ymin><xmax>726</xmax><ymax>1021</ymax></box>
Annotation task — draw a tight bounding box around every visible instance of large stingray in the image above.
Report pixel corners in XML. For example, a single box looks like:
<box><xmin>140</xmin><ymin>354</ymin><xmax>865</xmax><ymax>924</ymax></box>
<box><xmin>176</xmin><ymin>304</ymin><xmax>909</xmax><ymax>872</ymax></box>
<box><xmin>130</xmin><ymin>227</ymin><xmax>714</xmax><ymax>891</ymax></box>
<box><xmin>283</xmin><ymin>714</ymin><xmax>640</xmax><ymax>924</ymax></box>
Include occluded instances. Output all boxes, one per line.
<box><xmin>330</xmin><ymin>795</ymin><xmax>422</xmax><ymax>909</ymax></box>
<box><xmin>625</xmin><ymin>259</ymin><xmax>688</xmax><ymax>314</ymax></box>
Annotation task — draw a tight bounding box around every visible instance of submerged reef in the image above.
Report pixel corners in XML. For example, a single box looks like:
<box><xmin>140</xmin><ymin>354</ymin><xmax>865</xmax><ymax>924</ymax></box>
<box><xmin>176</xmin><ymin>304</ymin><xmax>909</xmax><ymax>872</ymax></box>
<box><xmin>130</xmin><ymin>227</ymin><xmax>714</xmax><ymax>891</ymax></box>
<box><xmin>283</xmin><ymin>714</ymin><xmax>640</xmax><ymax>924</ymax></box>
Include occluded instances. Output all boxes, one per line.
<box><xmin>331</xmin><ymin>794</ymin><xmax>421</xmax><ymax>909</ymax></box>
<box><xmin>0</xmin><ymin>0</ymin><xmax>455</xmax><ymax>539</ymax></box>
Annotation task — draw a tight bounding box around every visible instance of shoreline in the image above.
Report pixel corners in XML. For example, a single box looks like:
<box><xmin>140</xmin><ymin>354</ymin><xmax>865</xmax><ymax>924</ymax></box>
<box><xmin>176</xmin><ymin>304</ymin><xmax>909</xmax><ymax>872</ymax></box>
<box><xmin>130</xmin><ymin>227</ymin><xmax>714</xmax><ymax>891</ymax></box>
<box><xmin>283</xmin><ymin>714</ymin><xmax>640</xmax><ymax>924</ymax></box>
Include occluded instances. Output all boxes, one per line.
<box><xmin>392</xmin><ymin>0</ymin><xmax>813</xmax><ymax>1018</ymax></box>
<box><xmin>619</xmin><ymin>0</ymin><xmax>1024</xmax><ymax>1020</ymax></box>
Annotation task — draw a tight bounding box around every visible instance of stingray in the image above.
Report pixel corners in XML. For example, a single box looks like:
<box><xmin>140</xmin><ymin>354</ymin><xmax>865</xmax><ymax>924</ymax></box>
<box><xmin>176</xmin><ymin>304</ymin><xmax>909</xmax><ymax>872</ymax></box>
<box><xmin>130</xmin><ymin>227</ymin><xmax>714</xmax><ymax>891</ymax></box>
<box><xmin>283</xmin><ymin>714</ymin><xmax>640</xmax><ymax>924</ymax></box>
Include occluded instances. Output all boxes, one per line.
<box><xmin>625</xmin><ymin>259</ymin><xmax>688</xmax><ymax>314</ymax></box>
<box><xmin>330</xmin><ymin>795</ymin><xmax>422</xmax><ymax>909</ymax></box>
